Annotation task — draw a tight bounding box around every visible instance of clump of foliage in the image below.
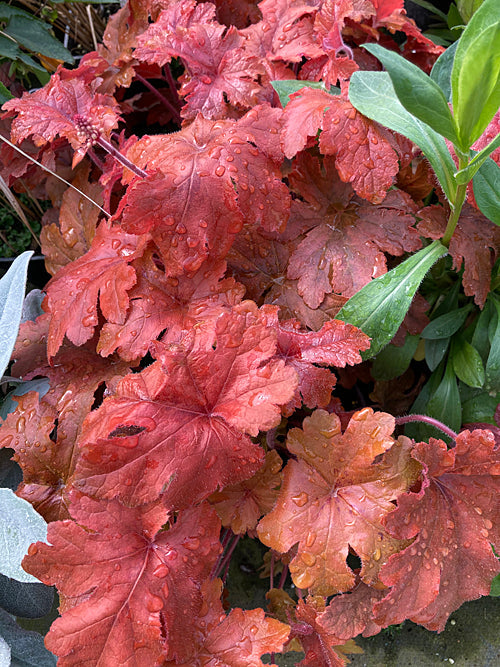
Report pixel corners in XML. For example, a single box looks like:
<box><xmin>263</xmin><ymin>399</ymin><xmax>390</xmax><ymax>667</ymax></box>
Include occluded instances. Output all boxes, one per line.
<box><xmin>0</xmin><ymin>0</ymin><xmax>498</xmax><ymax>665</ymax></box>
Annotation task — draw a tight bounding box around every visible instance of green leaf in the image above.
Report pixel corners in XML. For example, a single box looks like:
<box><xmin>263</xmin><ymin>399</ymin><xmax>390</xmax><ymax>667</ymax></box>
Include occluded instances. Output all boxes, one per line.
<box><xmin>452</xmin><ymin>0</ymin><xmax>500</xmax><ymax>147</ymax></box>
<box><xmin>473</xmin><ymin>157</ymin><xmax>500</xmax><ymax>225</ymax></box>
<box><xmin>485</xmin><ymin>296</ymin><xmax>500</xmax><ymax>392</ymax></box>
<box><xmin>337</xmin><ymin>241</ymin><xmax>447</xmax><ymax>359</ymax></box>
<box><xmin>363</xmin><ymin>43</ymin><xmax>461</xmax><ymax>147</ymax></box>
<box><xmin>490</xmin><ymin>572</ymin><xmax>500</xmax><ymax>596</ymax></box>
<box><xmin>427</xmin><ymin>360</ymin><xmax>462</xmax><ymax>431</ymax></box>
<box><xmin>0</xmin><ymin>81</ymin><xmax>12</xmax><ymax>105</ymax></box>
<box><xmin>5</xmin><ymin>15</ymin><xmax>74</xmax><ymax>64</ymax></box>
<box><xmin>430</xmin><ymin>40</ymin><xmax>459</xmax><ymax>102</ymax></box>
<box><xmin>0</xmin><ymin>251</ymin><xmax>32</xmax><ymax>379</ymax></box>
<box><xmin>471</xmin><ymin>297</ymin><xmax>493</xmax><ymax>361</ymax></box>
<box><xmin>461</xmin><ymin>386</ymin><xmax>498</xmax><ymax>423</ymax></box>
<box><xmin>271</xmin><ymin>80</ymin><xmax>339</xmax><ymax>108</ymax></box>
<box><xmin>455</xmin><ymin>135</ymin><xmax>500</xmax><ymax>184</ymax></box>
<box><xmin>422</xmin><ymin>305</ymin><xmax>472</xmax><ymax>339</ymax></box>
<box><xmin>457</xmin><ymin>0</ymin><xmax>486</xmax><ymax>23</ymax></box>
<box><xmin>451</xmin><ymin>338</ymin><xmax>485</xmax><ymax>387</ymax></box>
<box><xmin>371</xmin><ymin>335</ymin><xmax>420</xmax><ymax>381</ymax></box>
<box><xmin>349</xmin><ymin>71</ymin><xmax>457</xmax><ymax>202</ymax></box>
<box><xmin>0</xmin><ymin>488</ymin><xmax>47</xmax><ymax>583</ymax></box>
<box><xmin>425</xmin><ymin>337</ymin><xmax>450</xmax><ymax>371</ymax></box>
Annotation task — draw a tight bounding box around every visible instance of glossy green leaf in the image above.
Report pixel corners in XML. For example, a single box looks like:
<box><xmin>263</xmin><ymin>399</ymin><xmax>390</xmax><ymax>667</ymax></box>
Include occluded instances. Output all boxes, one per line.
<box><xmin>422</xmin><ymin>305</ymin><xmax>473</xmax><ymax>339</ymax></box>
<box><xmin>425</xmin><ymin>337</ymin><xmax>450</xmax><ymax>371</ymax></box>
<box><xmin>430</xmin><ymin>40</ymin><xmax>459</xmax><ymax>102</ymax></box>
<box><xmin>337</xmin><ymin>241</ymin><xmax>447</xmax><ymax>359</ymax></box>
<box><xmin>452</xmin><ymin>0</ymin><xmax>500</xmax><ymax>146</ymax></box>
<box><xmin>0</xmin><ymin>488</ymin><xmax>47</xmax><ymax>583</ymax></box>
<box><xmin>471</xmin><ymin>297</ymin><xmax>494</xmax><ymax>361</ymax></box>
<box><xmin>485</xmin><ymin>297</ymin><xmax>500</xmax><ymax>392</ymax></box>
<box><xmin>271</xmin><ymin>80</ymin><xmax>339</xmax><ymax>108</ymax></box>
<box><xmin>5</xmin><ymin>16</ymin><xmax>74</xmax><ymax>64</ymax></box>
<box><xmin>451</xmin><ymin>338</ymin><xmax>485</xmax><ymax>387</ymax></box>
<box><xmin>461</xmin><ymin>386</ymin><xmax>498</xmax><ymax>423</ymax></box>
<box><xmin>406</xmin><ymin>363</ymin><xmax>446</xmax><ymax>441</ymax></box>
<box><xmin>371</xmin><ymin>335</ymin><xmax>420</xmax><ymax>381</ymax></box>
<box><xmin>0</xmin><ymin>251</ymin><xmax>32</xmax><ymax>379</ymax></box>
<box><xmin>349</xmin><ymin>71</ymin><xmax>457</xmax><ymax>202</ymax></box>
<box><xmin>427</xmin><ymin>360</ymin><xmax>462</xmax><ymax>431</ymax></box>
<box><xmin>473</xmin><ymin>157</ymin><xmax>500</xmax><ymax>225</ymax></box>
<box><xmin>363</xmin><ymin>43</ymin><xmax>460</xmax><ymax>147</ymax></box>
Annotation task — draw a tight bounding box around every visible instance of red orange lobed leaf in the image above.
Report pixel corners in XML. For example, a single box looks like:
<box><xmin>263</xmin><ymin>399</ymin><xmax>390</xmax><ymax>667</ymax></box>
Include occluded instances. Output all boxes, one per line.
<box><xmin>135</xmin><ymin>0</ymin><xmax>262</xmax><ymax>119</ymax></box>
<box><xmin>270</xmin><ymin>312</ymin><xmax>370</xmax><ymax>414</ymax></box>
<box><xmin>319</xmin><ymin>581</ymin><xmax>387</xmax><ymax>640</ymax></box>
<box><xmin>97</xmin><ymin>256</ymin><xmax>245</xmax><ymax>360</ymax></box>
<box><xmin>3</xmin><ymin>71</ymin><xmax>121</xmax><ymax>167</ymax></box>
<box><xmin>417</xmin><ymin>204</ymin><xmax>500</xmax><ymax>308</ymax></box>
<box><xmin>291</xmin><ymin>596</ymin><xmax>362</xmax><ymax>667</ymax></box>
<box><xmin>0</xmin><ymin>315</ymin><xmax>130</xmax><ymax>521</ymax></box>
<box><xmin>257</xmin><ymin>409</ymin><xmax>417</xmax><ymax>595</ymax></box>
<box><xmin>23</xmin><ymin>494</ymin><xmax>221</xmax><ymax>665</ymax></box>
<box><xmin>45</xmin><ymin>221</ymin><xmax>150</xmax><ymax>359</ymax></box>
<box><xmin>121</xmin><ymin>107</ymin><xmax>290</xmax><ymax>272</ymax></box>
<box><xmin>281</xmin><ymin>88</ymin><xmax>401</xmax><ymax>203</ymax></box>
<box><xmin>73</xmin><ymin>308</ymin><xmax>297</xmax><ymax>508</ymax></box>
<box><xmin>164</xmin><ymin>578</ymin><xmax>290</xmax><ymax>666</ymax></box>
<box><xmin>373</xmin><ymin>429</ymin><xmax>500</xmax><ymax>631</ymax></box>
<box><xmin>209</xmin><ymin>449</ymin><xmax>283</xmax><ymax>534</ymax></box>
<box><xmin>287</xmin><ymin>155</ymin><xmax>420</xmax><ymax>307</ymax></box>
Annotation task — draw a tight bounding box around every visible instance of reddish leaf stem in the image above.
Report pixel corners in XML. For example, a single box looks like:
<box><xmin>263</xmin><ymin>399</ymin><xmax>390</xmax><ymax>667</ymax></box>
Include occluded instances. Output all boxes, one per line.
<box><xmin>134</xmin><ymin>73</ymin><xmax>182</xmax><ymax>125</ymax></box>
<box><xmin>216</xmin><ymin>534</ymin><xmax>241</xmax><ymax>580</ymax></box>
<box><xmin>278</xmin><ymin>562</ymin><xmax>289</xmax><ymax>589</ymax></box>
<box><xmin>163</xmin><ymin>64</ymin><xmax>182</xmax><ymax>108</ymax></box>
<box><xmin>270</xmin><ymin>552</ymin><xmax>275</xmax><ymax>588</ymax></box>
<box><xmin>96</xmin><ymin>136</ymin><xmax>148</xmax><ymax>180</ymax></box>
<box><xmin>395</xmin><ymin>414</ymin><xmax>458</xmax><ymax>443</ymax></box>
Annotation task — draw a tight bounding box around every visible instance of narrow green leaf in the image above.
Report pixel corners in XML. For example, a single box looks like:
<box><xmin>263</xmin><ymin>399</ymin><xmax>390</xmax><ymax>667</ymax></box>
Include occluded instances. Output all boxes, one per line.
<box><xmin>0</xmin><ymin>251</ymin><xmax>32</xmax><ymax>379</ymax></box>
<box><xmin>430</xmin><ymin>40</ymin><xmax>459</xmax><ymax>102</ymax></box>
<box><xmin>427</xmin><ymin>360</ymin><xmax>462</xmax><ymax>431</ymax></box>
<box><xmin>422</xmin><ymin>305</ymin><xmax>472</xmax><ymax>339</ymax></box>
<box><xmin>451</xmin><ymin>338</ymin><xmax>485</xmax><ymax>387</ymax></box>
<box><xmin>337</xmin><ymin>241</ymin><xmax>447</xmax><ymax>359</ymax></box>
<box><xmin>349</xmin><ymin>71</ymin><xmax>457</xmax><ymax>202</ymax></box>
<box><xmin>0</xmin><ymin>489</ymin><xmax>47</xmax><ymax>583</ymax></box>
<box><xmin>6</xmin><ymin>16</ymin><xmax>74</xmax><ymax>64</ymax></box>
<box><xmin>485</xmin><ymin>297</ymin><xmax>500</xmax><ymax>392</ymax></box>
<box><xmin>452</xmin><ymin>0</ymin><xmax>500</xmax><ymax>146</ymax></box>
<box><xmin>271</xmin><ymin>80</ymin><xmax>339</xmax><ymax>108</ymax></box>
<box><xmin>363</xmin><ymin>43</ymin><xmax>460</xmax><ymax>147</ymax></box>
<box><xmin>0</xmin><ymin>81</ymin><xmax>12</xmax><ymax>105</ymax></box>
<box><xmin>457</xmin><ymin>0</ymin><xmax>486</xmax><ymax>23</ymax></box>
<box><xmin>455</xmin><ymin>135</ymin><xmax>500</xmax><ymax>184</ymax></box>
<box><xmin>425</xmin><ymin>337</ymin><xmax>450</xmax><ymax>371</ymax></box>
<box><xmin>371</xmin><ymin>335</ymin><xmax>420</xmax><ymax>381</ymax></box>
<box><xmin>471</xmin><ymin>297</ymin><xmax>493</xmax><ymax>361</ymax></box>
<box><xmin>473</xmin><ymin>158</ymin><xmax>500</xmax><ymax>225</ymax></box>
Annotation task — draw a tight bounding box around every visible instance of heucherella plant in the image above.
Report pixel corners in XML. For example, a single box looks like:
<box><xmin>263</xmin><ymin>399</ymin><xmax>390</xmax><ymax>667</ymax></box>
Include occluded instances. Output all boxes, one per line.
<box><xmin>0</xmin><ymin>1</ymin><xmax>498</xmax><ymax>665</ymax></box>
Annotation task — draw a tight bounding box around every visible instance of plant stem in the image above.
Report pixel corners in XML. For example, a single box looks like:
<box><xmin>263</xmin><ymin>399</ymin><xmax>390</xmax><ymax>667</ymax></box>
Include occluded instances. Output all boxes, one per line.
<box><xmin>441</xmin><ymin>155</ymin><xmax>469</xmax><ymax>246</ymax></box>
<box><xmin>395</xmin><ymin>414</ymin><xmax>457</xmax><ymax>442</ymax></box>
<box><xmin>163</xmin><ymin>65</ymin><xmax>181</xmax><ymax>108</ymax></box>
<box><xmin>135</xmin><ymin>73</ymin><xmax>182</xmax><ymax>125</ymax></box>
<box><xmin>96</xmin><ymin>136</ymin><xmax>148</xmax><ymax>180</ymax></box>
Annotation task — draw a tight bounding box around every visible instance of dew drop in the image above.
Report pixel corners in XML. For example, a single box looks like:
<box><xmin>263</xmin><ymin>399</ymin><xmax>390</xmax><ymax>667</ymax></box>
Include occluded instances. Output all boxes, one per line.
<box><xmin>301</xmin><ymin>552</ymin><xmax>316</xmax><ymax>567</ymax></box>
<box><xmin>153</xmin><ymin>563</ymin><xmax>169</xmax><ymax>578</ymax></box>
<box><xmin>373</xmin><ymin>548</ymin><xmax>381</xmax><ymax>561</ymax></box>
<box><xmin>291</xmin><ymin>492</ymin><xmax>309</xmax><ymax>507</ymax></box>
<box><xmin>483</xmin><ymin>519</ymin><xmax>493</xmax><ymax>530</ymax></box>
<box><xmin>184</xmin><ymin>537</ymin><xmax>200</xmax><ymax>551</ymax></box>
<box><xmin>114</xmin><ymin>563</ymin><xmax>121</xmax><ymax>571</ymax></box>
<box><xmin>305</xmin><ymin>533</ymin><xmax>316</xmax><ymax>548</ymax></box>
<box><xmin>146</xmin><ymin>594</ymin><xmax>164</xmax><ymax>612</ymax></box>
<box><xmin>215</xmin><ymin>165</ymin><xmax>226</xmax><ymax>177</ymax></box>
